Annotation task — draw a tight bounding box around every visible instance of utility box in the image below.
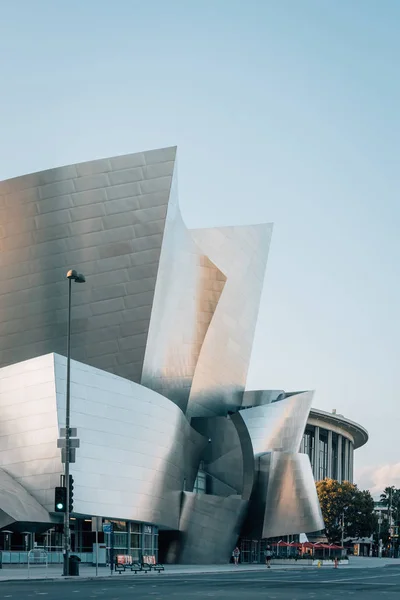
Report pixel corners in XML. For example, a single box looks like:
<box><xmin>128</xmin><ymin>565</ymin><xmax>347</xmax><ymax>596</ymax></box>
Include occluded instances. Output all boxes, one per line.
<box><xmin>92</xmin><ymin>543</ymin><xmax>107</xmax><ymax>567</ymax></box>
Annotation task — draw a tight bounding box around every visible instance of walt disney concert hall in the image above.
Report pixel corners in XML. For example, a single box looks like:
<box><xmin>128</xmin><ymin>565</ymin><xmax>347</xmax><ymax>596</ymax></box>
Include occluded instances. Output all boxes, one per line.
<box><xmin>0</xmin><ymin>147</ymin><xmax>325</xmax><ymax>563</ymax></box>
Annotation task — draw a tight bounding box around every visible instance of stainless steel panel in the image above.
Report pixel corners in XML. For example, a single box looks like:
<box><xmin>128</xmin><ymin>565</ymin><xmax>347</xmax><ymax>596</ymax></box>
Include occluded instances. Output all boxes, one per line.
<box><xmin>167</xmin><ymin>492</ymin><xmax>248</xmax><ymax>564</ymax></box>
<box><xmin>142</xmin><ymin>165</ymin><xmax>226</xmax><ymax>413</ymax></box>
<box><xmin>0</xmin><ymin>148</ymin><xmax>176</xmax><ymax>382</ymax></box>
<box><xmin>242</xmin><ymin>451</ymin><xmax>324</xmax><ymax>539</ymax></box>
<box><xmin>186</xmin><ymin>224</ymin><xmax>273</xmax><ymax>418</ymax></box>
<box><xmin>191</xmin><ymin>413</ymin><xmax>254</xmax><ymax>499</ymax></box>
<box><xmin>242</xmin><ymin>389</ymin><xmax>286</xmax><ymax>408</ymax></box>
<box><xmin>0</xmin><ymin>353</ymin><xmax>207</xmax><ymax>530</ymax></box>
<box><xmin>0</xmin><ymin>467</ymin><xmax>51</xmax><ymax>529</ymax></box>
<box><xmin>239</xmin><ymin>391</ymin><xmax>314</xmax><ymax>455</ymax></box>
<box><xmin>260</xmin><ymin>452</ymin><xmax>324</xmax><ymax>538</ymax></box>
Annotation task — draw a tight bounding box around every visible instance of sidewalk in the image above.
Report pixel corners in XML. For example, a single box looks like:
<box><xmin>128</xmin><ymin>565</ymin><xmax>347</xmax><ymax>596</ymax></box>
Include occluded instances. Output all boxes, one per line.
<box><xmin>0</xmin><ymin>557</ymin><xmax>399</xmax><ymax>582</ymax></box>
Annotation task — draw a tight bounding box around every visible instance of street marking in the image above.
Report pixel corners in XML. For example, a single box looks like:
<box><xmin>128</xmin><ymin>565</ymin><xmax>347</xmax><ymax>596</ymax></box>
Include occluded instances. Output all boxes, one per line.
<box><xmin>320</xmin><ymin>572</ymin><xmax>400</xmax><ymax>583</ymax></box>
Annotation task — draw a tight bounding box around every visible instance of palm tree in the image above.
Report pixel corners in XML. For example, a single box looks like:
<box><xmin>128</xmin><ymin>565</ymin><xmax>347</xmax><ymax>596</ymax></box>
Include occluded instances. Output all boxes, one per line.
<box><xmin>380</xmin><ymin>487</ymin><xmax>400</xmax><ymax>513</ymax></box>
<box><xmin>380</xmin><ymin>487</ymin><xmax>400</xmax><ymax>557</ymax></box>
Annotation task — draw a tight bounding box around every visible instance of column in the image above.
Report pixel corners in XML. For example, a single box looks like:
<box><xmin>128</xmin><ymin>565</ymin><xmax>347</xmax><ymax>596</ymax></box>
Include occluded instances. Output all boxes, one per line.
<box><xmin>314</xmin><ymin>426</ymin><xmax>320</xmax><ymax>480</ymax></box>
<box><xmin>299</xmin><ymin>436</ymin><xmax>305</xmax><ymax>454</ymax></box>
<box><xmin>349</xmin><ymin>442</ymin><xmax>354</xmax><ymax>483</ymax></box>
<box><xmin>327</xmin><ymin>430</ymin><xmax>333</xmax><ymax>478</ymax></box>
<box><xmin>337</xmin><ymin>435</ymin><xmax>343</xmax><ymax>482</ymax></box>
<box><xmin>344</xmin><ymin>438</ymin><xmax>350</xmax><ymax>481</ymax></box>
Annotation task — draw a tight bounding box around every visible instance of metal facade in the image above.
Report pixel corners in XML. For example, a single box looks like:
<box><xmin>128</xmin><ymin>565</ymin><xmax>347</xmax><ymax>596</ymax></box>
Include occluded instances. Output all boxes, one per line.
<box><xmin>0</xmin><ymin>148</ymin><xmax>350</xmax><ymax>563</ymax></box>
<box><xmin>0</xmin><ymin>147</ymin><xmax>176</xmax><ymax>381</ymax></box>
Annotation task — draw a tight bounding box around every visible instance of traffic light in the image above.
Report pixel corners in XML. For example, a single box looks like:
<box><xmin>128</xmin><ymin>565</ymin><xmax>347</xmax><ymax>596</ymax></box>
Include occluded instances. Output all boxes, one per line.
<box><xmin>54</xmin><ymin>487</ymin><xmax>67</xmax><ymax>512</ymax></box>
<box><xmin>69</xmin><ymin>475</ymin><xmax>74</xmax><ymax>513</ymax></box>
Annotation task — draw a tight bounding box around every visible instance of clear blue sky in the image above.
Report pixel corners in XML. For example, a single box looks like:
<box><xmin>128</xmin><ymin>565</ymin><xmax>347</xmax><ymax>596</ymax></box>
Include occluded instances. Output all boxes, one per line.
<box><xmin>1</xmin><ymin>0</ymin><xmax>399</xmax><ymax>494</ymax></box>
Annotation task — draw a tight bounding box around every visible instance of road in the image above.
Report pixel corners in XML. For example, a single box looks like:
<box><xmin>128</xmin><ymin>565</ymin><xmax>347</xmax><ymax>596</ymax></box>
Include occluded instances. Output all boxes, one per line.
<box><xmin>0</xmin><ymin>567</ymin><xmax>399</xmax><ymax>598</ymax></box>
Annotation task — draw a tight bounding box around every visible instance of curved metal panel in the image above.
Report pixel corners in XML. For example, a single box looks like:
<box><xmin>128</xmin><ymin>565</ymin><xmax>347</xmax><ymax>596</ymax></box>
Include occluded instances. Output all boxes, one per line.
<box><xmin>242</xmin><ymin>389</ymin><xmax>286</xmax><ymax>408</ymax></box>
<box><xmin>54</xmin><ymin>355</ymin><xmax>206</xmax><ymax>529</ymax></box>
<box><xmin>239</xmin><ymin>391</ymin><xmax>314</xmax><ymax>455</ymax></box>
<box><xmin>229</xmin><ymin>412</ymin><xmax>255</xmax><ymax>501</ymax></box>
<box><xmin>170</xmin><ymin>492</ymin><xmax>248</xmax><ymax>564</ymax></box>
<box><xmin>0</xmin><ymin>353</ymin><xmax>207</xmax><ymax>530</ymax></box>
<box><xmin>0</xmin><ymin>468</ymin><xmax>51</xmax><ymax>529</ymax></box>
<box><xmin>242</xmin><ymin>451</ymin><xmax>324</xmax><ymax>539</ymax></box>
<box><xmin>261</xmin><ymin>452</ymin><xmax>324</xmax><ymax>538</ymax></box>
<box><xmin>141</xmin><ymin>166</ymin><xmax>226</xmax><ymax>412</ymax></box>
<box><xmin>187</xmin><ymin>224</ymin><xmax>273</xmax><ymax>418</ymax></box>
<box><xmin>191</xmin><ymin>414</ymin><xmax>254</xmax><ymax>498</ymax></box>
<box><xmin>0</xmin><ymin>148</ymin><xmax>176</xmax><ymax>382</ymax></box>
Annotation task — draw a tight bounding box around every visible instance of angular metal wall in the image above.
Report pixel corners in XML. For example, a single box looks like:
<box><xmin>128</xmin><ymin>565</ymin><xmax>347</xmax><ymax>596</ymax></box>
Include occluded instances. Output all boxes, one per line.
<box><xmin>0</xmin><ymin>147</ymin><xmax>176</xmax><ymax>381</ymax></box>
<box><xmin>187</xmin><ymin>224</ymin><xmax>273</xmax><ymax>418</ymax></box>
<box><xmin>0</xmin><ymin>353</ymin><xmax>206</xmax><ymax>530</ymax></box>
<box><xmin>239</xmin><ymin>392</ymin><xmax>324</xmax><ymax>539</ymax></box>
<box><xmin>141</xmin><ymin>167</ymin><xmax>226</xmax><ymax>412</ymax></box>
<box><xmin>171</xmin><ymin>492</ymin><xmax>248</xmax><ymax>564</ymax></box>
<box><xmin>0</xmin><ymin>468</ymin><xmax>51</xmax><ymax>530</ymax></box>
<box><xmin>239</xmin><ymin>391</ymin><xmax>314</xmax><ymax>455</ymax></box>
<box><xmin>260</xmin><ymin>452</ymin><xmax>324</xmax><ymax>538</ymax></box>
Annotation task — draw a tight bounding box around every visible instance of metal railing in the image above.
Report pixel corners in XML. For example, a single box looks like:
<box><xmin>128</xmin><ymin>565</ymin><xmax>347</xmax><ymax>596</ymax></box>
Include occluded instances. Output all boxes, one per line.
<box><xmin>0</xmin><ymin>551</ymin><xmax>94</xmax><ymax>565</ymax></box>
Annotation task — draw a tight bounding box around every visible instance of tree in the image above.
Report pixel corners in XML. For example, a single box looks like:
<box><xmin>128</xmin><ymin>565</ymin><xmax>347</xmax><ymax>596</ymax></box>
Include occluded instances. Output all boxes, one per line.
<box><xmin>380</xmin><ymin>487</ymin><xmax>400</xmax><ymax>523</ymax></box>
<box><xmin>316</xmin><ymin>478</ymin><xmax>377</xmax><ymax>544</ymax></box>
<box><xmin>379</xmin><ymin>487</ymin><xmax>400</xmax><ymax>556</ymax></box>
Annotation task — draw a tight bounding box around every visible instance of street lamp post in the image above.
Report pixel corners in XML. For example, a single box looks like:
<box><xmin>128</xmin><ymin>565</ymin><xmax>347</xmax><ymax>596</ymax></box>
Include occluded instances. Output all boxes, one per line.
<box><xmin>63</xmin><ymin>269</ymin><xmax>85</xmax><ymax>577</ymax></box>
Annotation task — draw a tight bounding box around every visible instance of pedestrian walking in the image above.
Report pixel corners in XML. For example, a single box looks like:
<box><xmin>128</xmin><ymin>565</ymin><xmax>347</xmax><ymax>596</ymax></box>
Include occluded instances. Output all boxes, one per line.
<box><xmin>264</xmin><ymin>545</ymin><xmax>272</xmax><ymax>568</ymax></box>
<box><xmin>232</xmin><ymin>546</ymin><xmax>240</xmax><ymax>565</ymax></box>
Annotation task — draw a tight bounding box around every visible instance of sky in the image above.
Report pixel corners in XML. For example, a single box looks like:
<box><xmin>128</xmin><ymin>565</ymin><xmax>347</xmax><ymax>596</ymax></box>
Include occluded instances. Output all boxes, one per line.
<box><xmin>0</xmin><ymin>0</ymin><xmax>399</xmax><ymax>496</ymax></box>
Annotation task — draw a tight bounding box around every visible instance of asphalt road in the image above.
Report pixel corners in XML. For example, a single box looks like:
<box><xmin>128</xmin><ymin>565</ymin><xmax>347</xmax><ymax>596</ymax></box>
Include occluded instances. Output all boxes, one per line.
<box><xmin>0</xmin><ymin>567</ymin><xmax>400</xmax><ymax>599</ymax></box>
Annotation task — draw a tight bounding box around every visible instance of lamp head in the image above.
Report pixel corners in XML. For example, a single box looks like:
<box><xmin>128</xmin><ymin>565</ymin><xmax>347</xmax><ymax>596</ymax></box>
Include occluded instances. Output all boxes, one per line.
<box><xmin>67</xmin><ymin>269</ymin><xmax>86</xmax><ymax>283</ymax></box>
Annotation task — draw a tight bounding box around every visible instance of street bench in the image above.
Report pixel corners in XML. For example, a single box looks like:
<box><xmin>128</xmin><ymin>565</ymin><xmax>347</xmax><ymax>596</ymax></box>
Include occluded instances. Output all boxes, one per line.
<box><xmin>115</xmin><ymin>555</ymin><xmax>143</xmax><ymax>573</ymax></box>
<box><xmin>114</xmin><ymin>554</ymin><xmax>164</xmax><ymax>574</ymax></box>
<box><xmin>142</xmin><ymin>555</ymin><xmax>165</xmax><ymax>573</ymax></box>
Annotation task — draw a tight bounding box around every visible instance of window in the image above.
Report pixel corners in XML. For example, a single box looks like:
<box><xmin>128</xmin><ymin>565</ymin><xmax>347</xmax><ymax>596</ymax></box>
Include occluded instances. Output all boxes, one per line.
<box><xmin>303</xmin><ymin>427</ymin><xmax>315</xmax><ymax>468</ymax></box>
<box><xmin>130</xmin><ymin>533</ymin><xmax>141</xmax><ymax>553</ymax></box>
<box><xmin>113</xmin><ymin>532</ymin><xmax>128</xmax><ymax>550</ymax></box>
<box><xmin>341</xmin><ymin>439</ymin><xmax>347</xmax><ymax>480</ymax></box>
<box><xmin>319</xmin><ymin>430</ymin><xmax>328</xmax><ymax>480</ymax></box>
<box><xmin>347</xmin><ymin>442</ymin><xmax>352</xmax><ymax>481</ymax></box>
<box><xmin>332</xmin><ymin>432</ymin><xmax>338</xmax><ymax>479</ymax></box>
<box><xmin>193</xmin><ymin>461</ymin><xmax>207</xmax><ymax>494</ymax></box>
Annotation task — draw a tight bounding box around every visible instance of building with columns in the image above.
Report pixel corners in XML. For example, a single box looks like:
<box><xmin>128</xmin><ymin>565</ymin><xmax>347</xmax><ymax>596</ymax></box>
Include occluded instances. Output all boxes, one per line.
<box><xmin>301</xmin><ymin>408</ymin><xmax>368</xmax><ymax>483</ymax></box>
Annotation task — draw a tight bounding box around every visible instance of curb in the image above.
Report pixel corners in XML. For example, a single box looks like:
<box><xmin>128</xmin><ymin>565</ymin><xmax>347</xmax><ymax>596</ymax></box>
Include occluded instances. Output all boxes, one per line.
<box><xmin>0</xmin><ymin>566</ymin><xmax>342</xmax><ymax>583</ymax></box>
<box><xmin>0</xmin><ymin>562</ymin><xmax>396</xmax><ymax>583</ymax></box>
